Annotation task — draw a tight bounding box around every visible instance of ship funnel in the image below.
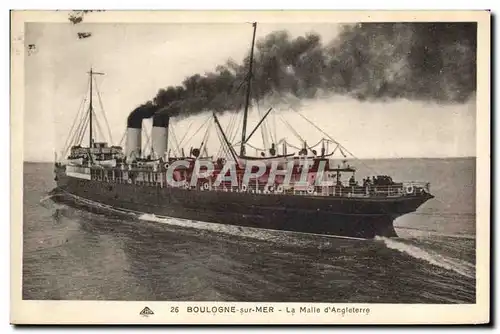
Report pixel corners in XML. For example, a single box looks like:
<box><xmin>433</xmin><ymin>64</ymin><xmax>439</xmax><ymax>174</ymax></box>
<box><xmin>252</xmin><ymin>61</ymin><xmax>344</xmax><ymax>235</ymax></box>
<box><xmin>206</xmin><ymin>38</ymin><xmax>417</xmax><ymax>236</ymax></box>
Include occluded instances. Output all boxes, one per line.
<box><xmin>152</xmin><ymin>113</ymin><xmax>170</xmax><ymax>160</ymax></box>
<box><xmin>126</xmin><ymin>102</ymin><xmax>158</xmax><ymax>160</ymax></box>
<box><xmin>125</xmin><ymin>126</ymin><xmax>142</xmax><ymax>160</ymax></box>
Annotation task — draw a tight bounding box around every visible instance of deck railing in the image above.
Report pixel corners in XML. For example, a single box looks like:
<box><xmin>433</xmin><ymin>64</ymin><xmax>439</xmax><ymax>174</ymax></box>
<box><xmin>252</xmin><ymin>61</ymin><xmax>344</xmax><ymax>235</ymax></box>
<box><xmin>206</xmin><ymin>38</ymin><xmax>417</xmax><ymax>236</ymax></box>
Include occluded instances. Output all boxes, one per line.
<box><xmin>74</xmin><ymin>162</ymin><xmax>431</xmax><ymax>199</ymax></box>
<box><xmin>184</xmin><ymin>180</ymin><xmax>431</xmax><ymax>198</ymax></box>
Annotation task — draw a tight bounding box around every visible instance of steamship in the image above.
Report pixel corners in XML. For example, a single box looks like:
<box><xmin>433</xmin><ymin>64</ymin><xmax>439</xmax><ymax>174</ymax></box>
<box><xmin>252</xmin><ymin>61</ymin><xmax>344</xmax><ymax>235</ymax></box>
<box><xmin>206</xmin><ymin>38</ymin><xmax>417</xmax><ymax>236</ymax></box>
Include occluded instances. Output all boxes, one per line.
<box><xmin>52</xmin><ymin>23</ymin><xmax>434</xmax><ymax>238</ymax></box>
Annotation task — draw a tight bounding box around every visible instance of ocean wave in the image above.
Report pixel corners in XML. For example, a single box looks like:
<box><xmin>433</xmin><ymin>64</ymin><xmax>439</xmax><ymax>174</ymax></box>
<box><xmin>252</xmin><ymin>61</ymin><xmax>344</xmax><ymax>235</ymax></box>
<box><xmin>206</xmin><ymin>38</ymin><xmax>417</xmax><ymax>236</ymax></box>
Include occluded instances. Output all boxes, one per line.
<box><xmin>375</xmin><ymin>236</ymin><xmax>475</xmax><ymax>279</ymax></box>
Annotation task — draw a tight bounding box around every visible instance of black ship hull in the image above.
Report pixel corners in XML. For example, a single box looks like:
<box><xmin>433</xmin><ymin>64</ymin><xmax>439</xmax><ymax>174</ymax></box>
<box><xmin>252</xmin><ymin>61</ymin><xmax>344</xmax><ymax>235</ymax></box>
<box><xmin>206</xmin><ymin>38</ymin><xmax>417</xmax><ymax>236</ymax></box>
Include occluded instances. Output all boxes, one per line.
<box><xmin>53</xmin><ymin>168</ymin><xmax>433</xmax><ymax>239</ymax></box>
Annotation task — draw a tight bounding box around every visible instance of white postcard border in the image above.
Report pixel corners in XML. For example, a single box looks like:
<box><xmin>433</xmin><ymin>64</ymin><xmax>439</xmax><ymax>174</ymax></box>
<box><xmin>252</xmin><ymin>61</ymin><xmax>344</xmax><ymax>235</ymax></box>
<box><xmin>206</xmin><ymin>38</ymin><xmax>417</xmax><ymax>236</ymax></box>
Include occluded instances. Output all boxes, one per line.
<box><xmin>10</xmin><ymin>10</ymin><xmax>491</xmax><ymax>325</ymax></box>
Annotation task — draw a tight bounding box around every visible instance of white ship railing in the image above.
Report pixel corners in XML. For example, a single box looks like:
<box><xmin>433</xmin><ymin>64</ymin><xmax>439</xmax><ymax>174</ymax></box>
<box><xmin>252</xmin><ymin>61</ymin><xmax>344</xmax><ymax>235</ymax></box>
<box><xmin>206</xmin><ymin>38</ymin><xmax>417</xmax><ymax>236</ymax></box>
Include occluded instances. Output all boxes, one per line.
<box><xmin>172</xmin><ymin>180</ymin><xmax>431</xmax><ymax>198</ymax></box>
<box><xmin>74</xmin><ymin>162</ymin><xmax>431</xmax><ymax>199</ymax></box>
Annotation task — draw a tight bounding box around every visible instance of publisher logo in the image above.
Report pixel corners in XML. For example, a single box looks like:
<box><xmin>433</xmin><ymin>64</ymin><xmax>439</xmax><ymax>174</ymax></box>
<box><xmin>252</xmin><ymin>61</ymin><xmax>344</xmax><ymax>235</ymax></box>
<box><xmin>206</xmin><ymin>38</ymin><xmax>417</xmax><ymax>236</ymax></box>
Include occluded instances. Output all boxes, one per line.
<box><xmin>140</xmin><ymin>306</ymin><xmax>154</xmax><ymax>317</ymax></box>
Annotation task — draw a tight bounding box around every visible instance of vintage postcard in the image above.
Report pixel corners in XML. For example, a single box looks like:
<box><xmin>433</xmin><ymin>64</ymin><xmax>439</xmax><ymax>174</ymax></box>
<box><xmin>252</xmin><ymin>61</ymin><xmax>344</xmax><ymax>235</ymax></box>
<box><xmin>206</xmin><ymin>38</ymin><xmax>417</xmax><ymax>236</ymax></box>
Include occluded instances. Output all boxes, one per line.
<box><xmin>10</xmin><ymin>10</ymin><xmax>490</xmax><ymax>325</ymax></box>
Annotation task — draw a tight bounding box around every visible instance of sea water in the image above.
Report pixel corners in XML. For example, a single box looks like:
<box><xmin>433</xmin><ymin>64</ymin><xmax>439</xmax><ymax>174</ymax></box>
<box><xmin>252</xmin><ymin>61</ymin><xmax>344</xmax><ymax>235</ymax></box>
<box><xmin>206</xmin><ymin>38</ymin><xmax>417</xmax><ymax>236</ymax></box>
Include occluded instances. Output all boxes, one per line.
<box><xmin>22</xmin><ymin>158</ymin><xmax>476</xmax><ymax>303</ymax></box>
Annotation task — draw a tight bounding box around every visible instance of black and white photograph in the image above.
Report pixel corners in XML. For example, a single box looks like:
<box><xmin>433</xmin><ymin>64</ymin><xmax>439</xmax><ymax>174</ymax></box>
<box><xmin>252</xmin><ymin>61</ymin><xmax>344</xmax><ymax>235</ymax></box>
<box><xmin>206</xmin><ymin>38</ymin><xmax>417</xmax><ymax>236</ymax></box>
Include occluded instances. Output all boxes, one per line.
<box><xmin>11</xmin><ymin>10</ymin><xmax>490</xmax><ymax>324</ymax></box>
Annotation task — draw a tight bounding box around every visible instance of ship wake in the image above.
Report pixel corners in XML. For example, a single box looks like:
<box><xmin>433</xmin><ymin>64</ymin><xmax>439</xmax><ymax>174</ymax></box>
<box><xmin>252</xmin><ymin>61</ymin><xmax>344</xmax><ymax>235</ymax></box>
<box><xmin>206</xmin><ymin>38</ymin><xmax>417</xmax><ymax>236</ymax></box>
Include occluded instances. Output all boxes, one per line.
<box><xmin>375</xmin><ymin>236</ymin><xmax>475</xmax><ymax>279</ymax></box>
<box><xmin>39</xmin><ymin>193</ymin><xmax>69</xmax><ymax>212</ymax></box>
<box><xmin>138</xmin><ymin>213</ymin><xmax>366</xmax><ymax>246</ymax></box>
<box><xmin>395</xmin><ymin>225</ymin><xmax>476</xmax><ymax>240</ymax></box>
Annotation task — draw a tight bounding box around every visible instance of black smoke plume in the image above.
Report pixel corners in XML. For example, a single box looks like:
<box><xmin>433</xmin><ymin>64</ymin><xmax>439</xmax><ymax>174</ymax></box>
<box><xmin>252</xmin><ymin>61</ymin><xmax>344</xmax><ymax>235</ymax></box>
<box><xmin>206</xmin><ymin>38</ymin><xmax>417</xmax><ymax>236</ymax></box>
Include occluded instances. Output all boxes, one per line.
<box><xmin>139</xmin><ymin>22</ymin><xmax>476</xmax><ymax>120</ymax></box>
<box><xmin>323</xmin><ymin>22</ymin><xmax>477</xmax><ymax>102</ymax></box>
<box><xmin>126</xmin><ymin>101</ymin><xmax>159</xmax><ymax>128</ymax></box>
<box><xmin>152</xmin><ymin>112</ymin><xmax>170</xmax><ymax>127</ymax></box>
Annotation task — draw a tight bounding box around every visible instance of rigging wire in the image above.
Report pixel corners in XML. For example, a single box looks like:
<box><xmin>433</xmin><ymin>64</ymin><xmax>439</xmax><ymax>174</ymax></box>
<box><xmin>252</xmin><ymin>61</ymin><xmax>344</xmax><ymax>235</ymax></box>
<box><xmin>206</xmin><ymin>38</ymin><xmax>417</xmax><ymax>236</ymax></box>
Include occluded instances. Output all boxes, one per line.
<box><xmin>230</xmin><ymin>116</ymin><xmax>344</xmax><ymax>158</ymax></box>
<box><xmin>77</xmin><ymin>74</ymin><xmax>95</xmax><ymax>147</ymax></box>
<box><xmin>181</xmin><ymin>115</ymin><xmax>212</xmax><ymax>150</ymax></box>
<box><xmin>216</xmin><ymin>113</ymin><xmax>233</xmax><ymax>157</ymax></box>
<box><xmin>177</xmin><ymin>120</ymin><xmax>195</xmax><ymax>148</ymax></box>
<box><xmin>255</xmin><ymin>100</ymin><xmax>269</xmax><ymax>150</ymax></box>
<box><xmin>71</xmin><ymin>113</ymin><xmax>88</xmax><ymax>149</ymax></box>
<box><xmin>61</xmin><ymin>97</ymin><xmax>88</xmax><ymax>158</ymax></box>
<box><xmin>272</xmin><ymin>107</ymin><xmax>277</xmax><ymax>146</ymax></box>
<box><xmin>93</xmin><ymin>76</ymin><xmax>114</xmax><ymax>143</ymax></box>
<box><xmin>275</xmin><ymin>96</ymin><xmax>381</xmax><ymax>175</ymax></box>
<box><xmin>266</xmin><ymin>109</ymin><xmax>276</xmax><ymax>145</ymax></box>
<box><xmin>169</xmin><ymin>125</ymin><xmax>182</xmax><ymax>157</ymax></box>
<box><xmin>229</xmin><ymin>112</ymin><xmax>242</xmax><ymax>144</ymax></box>
<box><xmin>61</xmin><ymin>76</ymin><xmax>91</xmax><ymax>157</ymax></box>
<box><xmin>237</xmin><ymin>115</ymin><xmax>349</xmax><ymax>160</ymax></box>
<box><xmin>227</xmin><ymin>111</ymin><xmax>238</xmax><ymax>136</ymax></box>
<box><xmin>228</xmin><ymin>112</ymin><xmax>241</xmax><ymax>152</ymax></box>
<box><xmin>73</xmin><ymin>107</ymin><xmax>90</xmax><ymax>146</ymax></box>
<box><xmin>199</xmin><ymin>118</ymin><xmax>212</xmax><ymax>149</ymax></box>
<box><xmin>244</xmin><ymin>141</ymin><xmax>266</xmax><ymax>152</ymax></box>
<box><xmin>259</xmin><ymin>102</ymin><xmax>275</xmax><ymax>145</ymax></box>
<box><xmin>215</xmin><ymin>112</ymin><xmax>237</xmax><ymax>158</ymax></box>
<box><xmin>278</xmin><ymin>114</ymin><xmax>306</xmax><ymax>144</ymax></box>
<box><xmin>61</xmin><ymin>95</ymin><xmax>87</xmax><ymax>157</ymax></box>
<box><xmin>118</xmin><ymin>129</ymin><xmax>126</xmax><ymax>147</ymax></box>
<box><xmin>198</xmin><ymin>117</ymin><xmax>214</xmax><ymax>157</ymax></box>
<box><xmin>243</xmin><ymin>138</ymin><xmax>291</xmax><ymax>152</ymax></box>
<box><xmin>231</xmin><ymin>73</ymin><xmax>250</xmax><ymax>95</ymax></box>
<box><xmin>91</xmin><ymin>109</ymin><xmax>106</xmax><ymax>144</ymax></box>
<box><xmin>281</xmin><ymin>140</ymin><xmax>301</xmax><ymax>150</ymax></box>
<box><xmin>213</xmin><ymin>121</ymin><xmax>225</xmax><ymax>155</ymax></box>
<box><xmin>208</xmin><ymin>72</ymin><xmax>249</xmax><ymax>157</ymax></box>
<box><xmin>215</xmin><ymin>126</ymin><xmax>230</xmax><ymax>158</ymax></box>
<box><xmin>277</xmin><ymin>113</ymin><xmax>337</xmax><ymax>154</ymax></box>
<box><xmin>226</xmin><ymin>112</ymin><xmax>239</xmax><ymax>141</ymax></box>
<box><xmin>214</xmin><ymin>118</ymin><xmax>235</xmax><ymax>159</ymax></box>
<box><xmin>76</xmin><ymin>111</ymin><xmax>90</xmax><ymax>145</ymax></box>
<box><xmin>288</xmin><ymin>106</ymin><xmax>380</xmax><ymax>174</ymax></box>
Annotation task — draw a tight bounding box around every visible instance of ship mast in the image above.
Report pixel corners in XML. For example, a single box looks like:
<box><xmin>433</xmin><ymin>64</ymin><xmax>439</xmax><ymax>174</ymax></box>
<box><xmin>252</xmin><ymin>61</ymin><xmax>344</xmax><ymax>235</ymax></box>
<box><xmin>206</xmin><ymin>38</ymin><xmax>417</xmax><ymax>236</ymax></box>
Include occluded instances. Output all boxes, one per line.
<box><xmin>87</xmin><ymin>67</ymin><xmax>105</xmax><ymax>147</ymax></box>
<box><xmin>89</xmin><ymin>68</ymin><xmax>93</xmax><ymax>148</ymax></box>
<box><xmin>240</xmin><ymin>22</ymin><xmax>257</xmax><ymax>157</ymax></box>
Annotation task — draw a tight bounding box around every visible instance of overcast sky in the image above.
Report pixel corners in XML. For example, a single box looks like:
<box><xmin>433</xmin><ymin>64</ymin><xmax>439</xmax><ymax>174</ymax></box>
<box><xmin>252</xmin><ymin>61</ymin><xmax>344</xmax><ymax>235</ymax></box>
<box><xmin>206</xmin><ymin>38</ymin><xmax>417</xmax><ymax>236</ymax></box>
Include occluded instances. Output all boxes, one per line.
<box><xmin>24</xmin><ymin>22</ymin><xmax>475</xmax><ymax>162</ymax></box>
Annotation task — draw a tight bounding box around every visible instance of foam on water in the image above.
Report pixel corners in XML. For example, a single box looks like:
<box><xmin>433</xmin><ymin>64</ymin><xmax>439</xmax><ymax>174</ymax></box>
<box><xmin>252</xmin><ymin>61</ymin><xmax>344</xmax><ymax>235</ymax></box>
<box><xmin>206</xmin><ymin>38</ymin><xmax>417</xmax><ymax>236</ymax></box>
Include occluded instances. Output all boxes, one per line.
<box><xmin>39</xmin><ymin>194</ymin><xmax>56</xmax><ymax>203</ymax></box>
<box><xmin>139</xmin><ymin>213</ymin><xmax>286</xmax><ymax>242</ymax></box>
<box><xmin>39</xmin><ymin>195</ymin><xmax>68</xmax><ymax>211</ymax></box>
<box><xmin>138</xmin><ymin>213</ymin><xmax>366</xmax><ymax>246</ymax></box>
<box><xmin>395</xmin><ymin>226</ymin><xmax>476</xmax><ymax>240</ymax></box>
<box><xmin>375</xmin><ymin>236</ymin><xmax>475</xmax><ymax>279</ymax></box>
